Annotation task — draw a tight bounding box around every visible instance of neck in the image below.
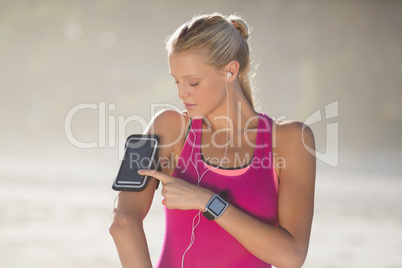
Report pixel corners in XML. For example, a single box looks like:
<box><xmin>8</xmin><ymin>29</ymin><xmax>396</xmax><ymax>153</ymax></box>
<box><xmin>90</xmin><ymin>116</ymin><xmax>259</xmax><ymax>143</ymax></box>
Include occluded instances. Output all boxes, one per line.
<box><xmin>204</xmin><ymin>82</ymin><xmax>259</xmax><ymax>133</ymax></box>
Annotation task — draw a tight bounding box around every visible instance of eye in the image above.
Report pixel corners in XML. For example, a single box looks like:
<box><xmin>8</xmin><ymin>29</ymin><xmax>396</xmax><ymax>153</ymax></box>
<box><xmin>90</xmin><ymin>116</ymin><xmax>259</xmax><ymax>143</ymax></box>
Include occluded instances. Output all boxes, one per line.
<box><xmin>189</xmin><ymin>82</ymin><xmax>199</xmax><ymax>87</ymax></box>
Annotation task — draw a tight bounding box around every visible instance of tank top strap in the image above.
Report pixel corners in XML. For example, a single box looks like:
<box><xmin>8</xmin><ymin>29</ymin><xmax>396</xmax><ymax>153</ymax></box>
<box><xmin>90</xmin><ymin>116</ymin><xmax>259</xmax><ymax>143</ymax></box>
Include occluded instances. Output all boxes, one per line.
<box><xmin>190</xmin><ymin>118</ymin><xmax>204</xmax><ymax>132</ymax></box>
<box><xmin>181</xmin><ymin>118</ymin><xmax>203</xmax><ymax>155</ymax></box>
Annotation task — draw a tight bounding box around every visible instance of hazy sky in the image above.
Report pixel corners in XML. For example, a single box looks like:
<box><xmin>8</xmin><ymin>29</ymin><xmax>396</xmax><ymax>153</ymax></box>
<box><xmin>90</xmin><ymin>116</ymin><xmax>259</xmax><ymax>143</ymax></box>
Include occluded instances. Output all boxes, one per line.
<box><xmin>0</xmin><ymin>0</ymin><xmax>401</xmax><ymax>175</ymax></box>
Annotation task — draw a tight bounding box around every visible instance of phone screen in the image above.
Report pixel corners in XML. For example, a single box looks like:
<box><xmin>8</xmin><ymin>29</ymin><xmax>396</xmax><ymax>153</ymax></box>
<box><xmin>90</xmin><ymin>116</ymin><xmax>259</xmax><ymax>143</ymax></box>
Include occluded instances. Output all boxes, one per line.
<box><xmin>116</xmin><ymin>137</ymin><xmax>157</xmax><ymax>185</ymax></box>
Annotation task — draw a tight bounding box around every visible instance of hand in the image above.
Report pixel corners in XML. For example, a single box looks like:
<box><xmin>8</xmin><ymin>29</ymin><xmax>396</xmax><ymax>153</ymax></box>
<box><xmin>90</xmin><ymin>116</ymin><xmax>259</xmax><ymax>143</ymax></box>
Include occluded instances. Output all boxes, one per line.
<box><xmin>138</xmin><ymin>169</ymin><xmax>214</xmax><ymax>211</ymax></box>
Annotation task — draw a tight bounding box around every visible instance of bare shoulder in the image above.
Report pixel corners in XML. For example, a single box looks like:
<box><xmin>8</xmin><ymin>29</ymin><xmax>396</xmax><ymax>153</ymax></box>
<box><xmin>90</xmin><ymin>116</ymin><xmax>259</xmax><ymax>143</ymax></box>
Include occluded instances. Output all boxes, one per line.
<box><xmin>273</xmin><ymin>119</ymin><xmax>316</xmax><ymax>195</ymax></box>
<box><xmin>146</xmin><ymin>109</ymin><xmax>190</xmax><ymax>172</ymax></box>
<box><xmin>274</xmin><ymin>119</ymin><xmax>315</xmax><ymax>151</ymax></box>
<box><xmin>273</xmin><ymin>119</ymin><xmax>316</xmax><ymax>175</ymax></box>
<box><xmin>147</xmin><ymin>109</ymin><xmax>188</xmax><ymax>136</ymax></box>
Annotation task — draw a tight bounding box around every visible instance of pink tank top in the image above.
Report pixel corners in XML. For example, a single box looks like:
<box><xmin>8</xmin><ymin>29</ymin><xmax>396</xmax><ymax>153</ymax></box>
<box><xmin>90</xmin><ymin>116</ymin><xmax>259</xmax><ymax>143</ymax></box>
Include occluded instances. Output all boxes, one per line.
<box><xmin>156</xmin><ymin>113</ymin><xmax>278</xmax><ymax>268</ymax></box>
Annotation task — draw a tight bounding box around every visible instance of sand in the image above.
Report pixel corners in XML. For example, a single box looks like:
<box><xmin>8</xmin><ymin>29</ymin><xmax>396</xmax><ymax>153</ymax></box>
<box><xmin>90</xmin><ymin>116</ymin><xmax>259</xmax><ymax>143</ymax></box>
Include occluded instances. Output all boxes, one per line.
<box><xmin>1</xmin><ymin>161</ymin><xmax>401</xmax><ymax>267</ymax></box>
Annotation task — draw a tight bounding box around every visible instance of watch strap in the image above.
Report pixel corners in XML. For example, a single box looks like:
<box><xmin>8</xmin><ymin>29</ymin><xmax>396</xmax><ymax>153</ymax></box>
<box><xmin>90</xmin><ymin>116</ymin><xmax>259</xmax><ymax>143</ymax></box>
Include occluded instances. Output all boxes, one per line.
<box><xmin>202</xmin><ymin>209</ymin><xmax>216</xmax><ymax>221</ymax></box>
<box><xmin>219</xmin><ymin>191</ymin><xmax>227</xmax><ymax>201</ymax></box>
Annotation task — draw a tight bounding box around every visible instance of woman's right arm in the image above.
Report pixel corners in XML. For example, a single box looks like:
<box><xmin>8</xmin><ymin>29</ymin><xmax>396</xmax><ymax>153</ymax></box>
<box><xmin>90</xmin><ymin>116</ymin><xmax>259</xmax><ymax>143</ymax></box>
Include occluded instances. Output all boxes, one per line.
<box><xmin>109</xmin><ymin>180</ymin><xmax>158</xmax><ymax>268</ymax></box>
<box><xmin>109</xmin><ymin>110</ymin><xmax>187</xmax><ymax>267</ymax></box>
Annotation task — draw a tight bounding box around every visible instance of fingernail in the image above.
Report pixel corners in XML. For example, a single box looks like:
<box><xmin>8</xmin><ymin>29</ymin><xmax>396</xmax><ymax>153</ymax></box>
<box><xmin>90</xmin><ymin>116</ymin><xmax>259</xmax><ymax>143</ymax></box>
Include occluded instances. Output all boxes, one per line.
<box><xmin>138</xmin><ymin>169</ymin><xmax>144</xmax><ymax>174</ymax></box>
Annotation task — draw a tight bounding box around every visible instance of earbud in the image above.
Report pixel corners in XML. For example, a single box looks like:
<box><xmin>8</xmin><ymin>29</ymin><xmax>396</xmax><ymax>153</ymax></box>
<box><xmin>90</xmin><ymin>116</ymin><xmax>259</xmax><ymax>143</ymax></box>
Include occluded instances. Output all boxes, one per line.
<box><xmin>227</xmin><ymin>72</ymin><xmax>232</xmax><ymax>79</ymax></box>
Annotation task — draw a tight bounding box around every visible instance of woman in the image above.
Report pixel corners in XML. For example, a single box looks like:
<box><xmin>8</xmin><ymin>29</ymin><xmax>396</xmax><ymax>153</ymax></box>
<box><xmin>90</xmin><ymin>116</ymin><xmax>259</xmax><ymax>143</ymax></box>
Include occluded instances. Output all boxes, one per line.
<box><xmin>110</xmin><ymin>13</ymin><xmax>315</xmax><ymax>268</ymax></box>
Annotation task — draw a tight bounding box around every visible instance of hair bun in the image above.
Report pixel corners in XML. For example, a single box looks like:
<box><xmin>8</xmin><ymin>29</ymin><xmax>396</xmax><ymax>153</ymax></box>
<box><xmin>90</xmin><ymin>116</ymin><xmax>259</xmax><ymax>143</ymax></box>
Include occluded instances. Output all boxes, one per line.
<box><xmin>228</xmin><ymin>15</ymin><xmax>249</xmax><ymax>41</ymax></box>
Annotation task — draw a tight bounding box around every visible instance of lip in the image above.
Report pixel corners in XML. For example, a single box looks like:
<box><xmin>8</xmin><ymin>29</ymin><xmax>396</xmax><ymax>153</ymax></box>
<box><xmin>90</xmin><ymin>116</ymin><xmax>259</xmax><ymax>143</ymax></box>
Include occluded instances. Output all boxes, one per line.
<box><xmin>183</xmin><ymin>102</ymin><xmax>197</xmax><ymax>109</ymax></box>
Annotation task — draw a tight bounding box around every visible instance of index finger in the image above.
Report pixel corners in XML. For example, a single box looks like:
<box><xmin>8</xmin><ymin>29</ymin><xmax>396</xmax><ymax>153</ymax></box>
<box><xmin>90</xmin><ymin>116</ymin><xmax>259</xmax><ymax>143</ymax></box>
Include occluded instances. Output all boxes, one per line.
<box><xmin>138</xmin><ymin>169</ymin><xmax>170</xmax><ymax>184</ymax></box>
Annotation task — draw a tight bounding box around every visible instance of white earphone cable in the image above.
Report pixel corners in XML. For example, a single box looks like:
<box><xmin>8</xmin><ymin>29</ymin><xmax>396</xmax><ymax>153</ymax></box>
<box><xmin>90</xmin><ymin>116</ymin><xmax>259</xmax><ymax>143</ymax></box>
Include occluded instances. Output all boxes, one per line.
<box><xmin>181</xmin><ymin>75</ymin><xmax>230</xmax><ymax>268</ymax></box>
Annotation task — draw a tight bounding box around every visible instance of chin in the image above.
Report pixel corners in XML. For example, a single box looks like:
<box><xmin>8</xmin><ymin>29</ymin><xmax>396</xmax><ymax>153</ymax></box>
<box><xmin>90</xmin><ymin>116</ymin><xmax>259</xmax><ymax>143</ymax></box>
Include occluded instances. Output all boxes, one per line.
<box><xmin>185</xmin><ymin>109</ymin><xmax>204</xmax><ymax>120</ymax></box>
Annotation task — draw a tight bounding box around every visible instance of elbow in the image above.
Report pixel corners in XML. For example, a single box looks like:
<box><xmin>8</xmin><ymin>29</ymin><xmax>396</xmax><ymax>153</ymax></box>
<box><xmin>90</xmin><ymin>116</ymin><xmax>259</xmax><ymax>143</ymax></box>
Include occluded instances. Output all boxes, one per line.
<box><xmin>276</xmin><ymin>248</ymin><xmax>307</xmax><ymax>268</ymax></box>
<box><xmin>109</xmin><ymin>209</ymin><xmax>142</xmax><ymax>239</ymax></box>
<box><xmin>291</xmin><ymin>250</ymin><xmax>307</xmax><ymax>268</ymax></box>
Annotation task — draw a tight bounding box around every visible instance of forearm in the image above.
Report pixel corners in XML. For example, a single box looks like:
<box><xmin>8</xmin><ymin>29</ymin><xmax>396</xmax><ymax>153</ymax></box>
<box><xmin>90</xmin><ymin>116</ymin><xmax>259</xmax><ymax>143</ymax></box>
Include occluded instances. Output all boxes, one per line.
<box><xmin>215</xmin><ymin>204</ymin><xmax>307</xmax><ymax>268</ymax></box>
<box><xmin>110</xmin><ymin>217</ymin><xmax>152</xmax><ymax>268</ymax></box>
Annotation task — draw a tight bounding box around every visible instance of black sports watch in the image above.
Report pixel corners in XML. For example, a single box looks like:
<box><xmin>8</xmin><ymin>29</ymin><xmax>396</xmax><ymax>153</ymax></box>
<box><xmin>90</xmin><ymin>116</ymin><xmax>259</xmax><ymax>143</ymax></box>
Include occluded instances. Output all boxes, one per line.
<box><xmin>203</xmin><ymin>191</ymin><xmax>229</xmax><ymax>221</ymax></box>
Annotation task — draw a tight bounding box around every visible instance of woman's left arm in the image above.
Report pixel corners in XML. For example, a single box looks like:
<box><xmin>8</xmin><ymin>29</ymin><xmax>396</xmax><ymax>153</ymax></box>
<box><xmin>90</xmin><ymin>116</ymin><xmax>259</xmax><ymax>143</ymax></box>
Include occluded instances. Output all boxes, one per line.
<box><xmin>215</xmin><ymin>121</ymin><xmax>316</xmax><ymax>267</ymax></box>
<box><xmin>138</xmin><ymin>121</ymin><xmax>315</xmax><ymax>268</ymax></box>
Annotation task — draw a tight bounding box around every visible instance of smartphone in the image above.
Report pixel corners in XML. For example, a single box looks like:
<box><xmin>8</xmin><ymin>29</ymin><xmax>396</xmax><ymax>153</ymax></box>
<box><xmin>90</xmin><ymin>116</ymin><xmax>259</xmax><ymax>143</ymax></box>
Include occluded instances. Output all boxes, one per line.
<box><xmin>112</xmin><ymin>134</ymin><xmax>160</xmax><ymax>192</ymax></box>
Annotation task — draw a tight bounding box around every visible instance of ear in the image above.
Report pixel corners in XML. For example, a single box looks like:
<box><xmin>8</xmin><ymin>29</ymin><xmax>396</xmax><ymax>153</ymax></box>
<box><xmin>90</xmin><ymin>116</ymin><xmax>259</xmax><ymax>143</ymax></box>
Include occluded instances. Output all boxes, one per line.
<box><xmin>224</xmin><ymin>61</ymin><xmax>240</xmax><ymax>82</ymax></box>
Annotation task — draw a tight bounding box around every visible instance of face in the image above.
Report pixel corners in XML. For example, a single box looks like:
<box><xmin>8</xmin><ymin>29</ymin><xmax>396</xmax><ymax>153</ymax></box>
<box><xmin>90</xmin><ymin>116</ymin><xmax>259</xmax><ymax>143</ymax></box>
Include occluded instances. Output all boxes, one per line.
<box><xmin>168</xmin><ymin>52</ymin><xmax>227</xmax><ymax>118</ymax></box>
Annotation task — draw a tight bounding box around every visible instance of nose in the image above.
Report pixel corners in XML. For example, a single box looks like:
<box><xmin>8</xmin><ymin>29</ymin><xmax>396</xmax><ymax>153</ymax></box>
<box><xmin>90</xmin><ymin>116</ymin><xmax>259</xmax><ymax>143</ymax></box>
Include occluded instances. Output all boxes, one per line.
<box><xmin>177</xmin><ymin>84</ymin><xmax>190</xmax><ymax>100</ymax></box>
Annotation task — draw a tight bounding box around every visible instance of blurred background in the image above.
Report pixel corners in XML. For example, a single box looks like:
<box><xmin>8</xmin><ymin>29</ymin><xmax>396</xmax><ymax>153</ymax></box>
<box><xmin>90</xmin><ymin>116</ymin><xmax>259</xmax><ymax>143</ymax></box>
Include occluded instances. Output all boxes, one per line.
<box><xmin>0</xmin><ymin>0</ymin><xmax>401</xmax><ymax>267</ymax></box>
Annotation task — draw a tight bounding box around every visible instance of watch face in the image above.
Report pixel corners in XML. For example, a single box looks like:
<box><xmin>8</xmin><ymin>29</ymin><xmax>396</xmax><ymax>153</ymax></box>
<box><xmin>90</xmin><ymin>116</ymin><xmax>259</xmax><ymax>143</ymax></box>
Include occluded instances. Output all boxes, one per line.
<box><xmin>209</xmin><ymin>196</ymin><xmax>227</xmax><ymax>216</ymax></box>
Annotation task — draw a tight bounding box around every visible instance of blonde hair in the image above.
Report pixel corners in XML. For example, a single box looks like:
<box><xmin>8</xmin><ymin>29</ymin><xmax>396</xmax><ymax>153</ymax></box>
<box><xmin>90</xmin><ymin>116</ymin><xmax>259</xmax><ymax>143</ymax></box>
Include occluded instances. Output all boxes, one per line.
<box><xmin>165</xmin><ymin>13</ymin><xmax>254</xmax><ymax>108</ymax></box>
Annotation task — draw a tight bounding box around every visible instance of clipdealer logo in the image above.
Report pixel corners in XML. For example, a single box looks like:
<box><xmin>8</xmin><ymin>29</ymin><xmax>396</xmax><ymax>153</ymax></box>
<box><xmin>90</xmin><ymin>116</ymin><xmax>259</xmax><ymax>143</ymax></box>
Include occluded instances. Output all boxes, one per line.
<box><xmin>303</xmin><ymin>101</ymin><xmax>339</xmax><ymax>167</ymax></box>
<box><xmin>64</xmin><ymin>101</ymin><xmax>339</xmax><ymax>167</ymax></box>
